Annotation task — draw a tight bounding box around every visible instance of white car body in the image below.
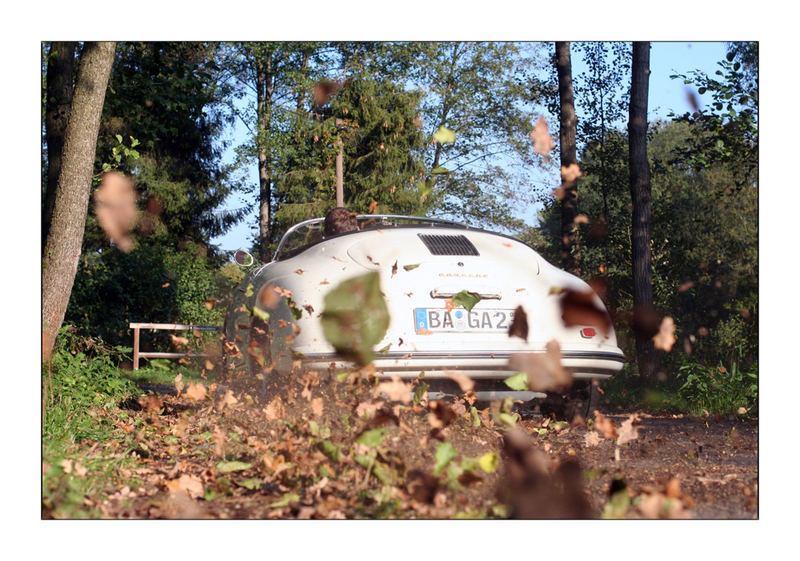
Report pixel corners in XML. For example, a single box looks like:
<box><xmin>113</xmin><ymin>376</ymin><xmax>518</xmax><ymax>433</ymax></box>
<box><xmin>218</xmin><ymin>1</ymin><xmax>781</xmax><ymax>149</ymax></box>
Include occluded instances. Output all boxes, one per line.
<box><xmin>223</xmin><ymin>215</ymin><xmax>624</xmax><ymax>399</ymax></box>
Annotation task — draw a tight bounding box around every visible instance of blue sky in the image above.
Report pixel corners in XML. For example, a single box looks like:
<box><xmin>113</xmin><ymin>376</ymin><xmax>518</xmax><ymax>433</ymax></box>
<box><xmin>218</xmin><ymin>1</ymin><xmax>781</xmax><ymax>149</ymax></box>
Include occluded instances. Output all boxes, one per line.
<box><xmin>210</xmin><ymin>41</ymin><xmax>729</xmax><ymax>253</ymax></box>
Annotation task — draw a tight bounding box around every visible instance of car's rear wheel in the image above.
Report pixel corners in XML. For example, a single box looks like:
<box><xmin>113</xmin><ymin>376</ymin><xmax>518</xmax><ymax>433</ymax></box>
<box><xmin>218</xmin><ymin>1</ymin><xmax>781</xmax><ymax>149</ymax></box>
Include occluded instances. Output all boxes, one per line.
<box><xmin>248</xmin><ymin>316</ymin><xmax>273</xmax><ymax>400</ymax></box>
<box><xmin>541</xmin><ymin>380</ymin><xmax>600</xmax><ymax>422</ymax></box>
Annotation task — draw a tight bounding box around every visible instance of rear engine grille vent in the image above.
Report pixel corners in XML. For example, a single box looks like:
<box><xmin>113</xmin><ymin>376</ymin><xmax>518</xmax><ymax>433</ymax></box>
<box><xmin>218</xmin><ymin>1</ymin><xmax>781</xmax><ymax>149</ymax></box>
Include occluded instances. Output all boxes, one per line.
<box><xmin>418</xmin><ymin>234</ymin><xmax>479</xmax><ymax>256</ymax></box>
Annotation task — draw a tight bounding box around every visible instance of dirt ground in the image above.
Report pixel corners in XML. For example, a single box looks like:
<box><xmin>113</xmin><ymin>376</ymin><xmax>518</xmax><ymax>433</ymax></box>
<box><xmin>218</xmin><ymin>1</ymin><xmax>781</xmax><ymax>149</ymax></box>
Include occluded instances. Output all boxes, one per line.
<box><xmin>63</xmin><ymin>373</ymin><xmax>757</xmax><ymax>520</ymax></box>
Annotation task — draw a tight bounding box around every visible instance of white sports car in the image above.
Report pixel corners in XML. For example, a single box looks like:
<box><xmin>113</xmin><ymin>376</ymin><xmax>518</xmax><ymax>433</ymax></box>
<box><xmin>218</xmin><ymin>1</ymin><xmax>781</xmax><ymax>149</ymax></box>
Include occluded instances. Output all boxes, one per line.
<box><xmin>223</xmin><ymin>214</ymin><xmax>624</xmax><ymax>413</ymax></box>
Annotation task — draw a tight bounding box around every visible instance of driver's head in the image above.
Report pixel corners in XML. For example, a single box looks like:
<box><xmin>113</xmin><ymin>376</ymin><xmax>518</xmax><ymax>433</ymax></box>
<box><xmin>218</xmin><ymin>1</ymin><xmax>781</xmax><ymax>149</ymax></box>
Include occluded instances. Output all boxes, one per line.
<box><xmin>323</xmin><ymin>207</ymin><xmax>358</xmax><ymax>237</ymax></box>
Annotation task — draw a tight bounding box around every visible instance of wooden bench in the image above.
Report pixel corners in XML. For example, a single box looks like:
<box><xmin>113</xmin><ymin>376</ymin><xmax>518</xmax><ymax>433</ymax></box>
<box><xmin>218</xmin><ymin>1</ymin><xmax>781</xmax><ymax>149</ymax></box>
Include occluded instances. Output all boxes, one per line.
<box><xmin>129</xmin><ymin>322</ymin><xmax>221</xmax><ymax>370</ymax></box>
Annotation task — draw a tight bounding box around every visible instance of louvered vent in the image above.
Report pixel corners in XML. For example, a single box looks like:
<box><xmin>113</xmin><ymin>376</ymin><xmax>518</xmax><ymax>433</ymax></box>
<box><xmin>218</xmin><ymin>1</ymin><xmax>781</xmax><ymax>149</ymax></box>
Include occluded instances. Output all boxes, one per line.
<box><xmin>418</xmin><ymin>234</ymin><xmax>479</xmax><ymax>256</ymax></box>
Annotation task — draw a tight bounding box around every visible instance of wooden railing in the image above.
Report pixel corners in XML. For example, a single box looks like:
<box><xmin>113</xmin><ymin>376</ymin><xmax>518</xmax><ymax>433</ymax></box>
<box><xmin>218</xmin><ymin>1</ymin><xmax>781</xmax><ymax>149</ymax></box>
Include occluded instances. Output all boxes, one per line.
<box><xmin>130</xmin><ymin>322</ymin><xmax>221</xmax><ymax>370</ymax></box>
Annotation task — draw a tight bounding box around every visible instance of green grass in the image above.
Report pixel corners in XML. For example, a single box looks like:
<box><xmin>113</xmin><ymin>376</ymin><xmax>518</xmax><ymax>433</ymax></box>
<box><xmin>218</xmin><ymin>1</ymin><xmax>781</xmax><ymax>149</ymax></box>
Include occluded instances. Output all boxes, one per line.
<box><xmin>122</xmin><ymin>363</ymin><xmax>215</xmax><ymax>387</ymax></box>
<box><xmin>42</xmin><ymin>328</ymin><xmax>144</xmax><ymax>518</ymax></box>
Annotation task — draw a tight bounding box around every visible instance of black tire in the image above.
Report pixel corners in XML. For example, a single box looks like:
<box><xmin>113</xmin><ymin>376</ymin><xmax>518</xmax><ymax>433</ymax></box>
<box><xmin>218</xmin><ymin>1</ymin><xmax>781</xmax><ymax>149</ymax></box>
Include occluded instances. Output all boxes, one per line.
<box><xmin>541</xmin><ymin>380</ymin><xmax>600</xmax><ymax>421</ymax></box>
<box><xmin>247</xmin><ymin>318</ymin><xmax>272</xmax><ymax>401</ymax></box>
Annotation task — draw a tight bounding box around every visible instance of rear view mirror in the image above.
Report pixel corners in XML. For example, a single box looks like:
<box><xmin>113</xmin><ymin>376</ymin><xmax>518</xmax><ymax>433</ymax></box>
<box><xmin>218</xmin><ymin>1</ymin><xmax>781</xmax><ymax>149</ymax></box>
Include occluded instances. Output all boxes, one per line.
<box><xmin>234</xmin><ymin>249</ymin><xmax>254</xmax><ymax>267</ymax></box>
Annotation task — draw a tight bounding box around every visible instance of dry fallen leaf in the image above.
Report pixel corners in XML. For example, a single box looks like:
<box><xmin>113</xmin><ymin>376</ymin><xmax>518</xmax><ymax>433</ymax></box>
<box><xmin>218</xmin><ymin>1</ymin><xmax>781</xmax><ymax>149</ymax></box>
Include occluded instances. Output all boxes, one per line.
<box><xmin>184</xmin><ymin>382</ymin><xmax>207</xmax><ymax>402</ymax></box>
<box><xmin>356</xmin><ymin>400</ymin><xmax>384</xmax><ymax>418</ymax></box>
<box><xmin>428</xmin><ymin>400</ymin><xmax>457</xmax><ymax>430</ymax></box>
<box><xmin>653</xmin><ymin>316</ymin><xmax>677</xmax><ymax>352</ymax></box>
<box><xmin>508</xmin><ymin>340</ymin><xmax>572</xmax><ymax>393</ymax></box>
<box><xmin>263</xmin><ymin>397</ymin><xmax>285</xmax><ymax>421</ymax></box>
<box><xmin>93</xmin><ymin>171</ymin><xmax>138</xmax><ymax>252</ymax></box>
<box><xmin>508</xmin><ymin>305</ymin><xmax>528</xmax><ymax>342</ymax></box>
<box><xmin>375</xmin><ymin>376</ymin><xmax>412</xmax><ymax>403</ymax></box>
<box><xmin>593</xmin><ymin>411</ymin><xmax>618</xmax><ymax>440</ymax></box>
<box><xmin>616</xmin><ymin>414</ymin><xmax>641</xmax><ymax>445</ymax></box>
<box><xmin>560</xmin><ymin>163</ymin><xmax>583</xmax><ymax>183</ymax></box>
<box><xmin>559</xmin><ymin>289</ymin><xmax>612</xmax><ymax>337</ymax></box>
<box><xmin>584</xmin><ymin>431</ymin><xmax>602</xmax><ymax>447</ymax></box>
<box><xmin>170</xmin><ymin>335</ymin><xmax>190</xmax><ymax>350</ymax></box>
<box><xmin>168</xmin><ymin>474</ymin><xmax>204</xmax><ymax>500</ymax></box>
<box><xmin>311</xmin><ymin>397</ymin><xmax>324</xmax><ymax>417</ymax></box>
<box><xmin>174</xmin><ymin>373</ymin><xmax>184</xmax><ymax>395</ymax></box>
<box><xmin>530</xmin><ymin>116</ymin><xmax>555</xmax><ymax>158</ymax></box>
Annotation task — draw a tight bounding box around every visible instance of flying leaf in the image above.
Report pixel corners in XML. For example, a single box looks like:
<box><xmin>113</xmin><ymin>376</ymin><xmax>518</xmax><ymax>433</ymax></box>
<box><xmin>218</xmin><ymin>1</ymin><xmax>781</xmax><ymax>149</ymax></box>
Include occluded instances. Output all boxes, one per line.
<box><xmin>503</xmin><ymin>371</ymin><xmax>529</xmax><ymax>391</ymax></box>
<box><xmin>508</xmin><ymin>305</ymin><xmax>528</xmax><ymax>341</ymax></box>
<box><xmin>434</xmin><ymin>442</ymin><xmax>458</xmax><ymax>475</ymax></box>
<box><xmin>204</xmin><ymin>298</ymin><xmax>218</xmax><ymax>310</ymax></box>
<box><xmin>93</xmin><ymin>172</ymin><xmax>137</xmax><ymax>252</ymax></box>
<box><xmin>478</xmin><ymin>452</ymin><xmax>499</xmax><ymax>473</ymax></box>
<box><xmin>593</xmin><ymin>411</ymin><xmax>618</xmax><ymax>440</ymax></box>
<box><xmin>508</xmin><ymin>340</ymin><xmax>572</xmax><ymax>393</ymax></box>
<box><xmin>403</xmin><ymin>264</ymin><xmax>420</xmax><ymax>271</ymax></box>
<box><xmin>453</xmin><ymin>290</ymin><xmax>481</xmax><ymax>312</ymax></box>
<box><xmin>311</xmin><ymin>397</ymin><xmax>324</xmax><ymax>417</ymax></box>
<box><xmin>444</xmin><ymin>370</ymin><xmax>474</xmax><ymax>392</ymax></box>
<box><xmin>433</xmin><ymin>125</ymin><xmax>456</xmax><ymax>144</ymax></box>
<box><xmin>653</xmin><ymin>316</ymin><xmax>677</xmax><ymax>352</ymax></box>
<box><xmin>320</xmin><ymin>272</ymin><xmax>390</xmax><ymax>365</ymax></box>
<box><xmin>170</xmin><ymin>334</ymin><xmax>189</xmax><ymax>348</ymax></box>
<box><xmin>376</xmin><ymin>375</ymin><xmax>412</xmax><ymax>403</ymax></box>
<box><xmin>184</xmin><ymin>382</ymin><xmax>207</xmax><ymax>402</ymax></box>
<box><xmin>559</xmin><ymin>288</ymin><xmax>612</xmax><ymax>337</ymax></box>
<box><xmin>530</xmin><ymin>116</ymin><xmax>555</xmax><ymax>158</ymax></box>
<box><xmin>560</xmin><ymin>163</ymin><xmax>583</xmax><ymax>183</ymax></box>
<box><xmin>431</xmin><ymin>167</ymin><xmax>450</xmax><ymax>174</ymax></box>
<box><xmin>616</xmin><ymin>414</ymin><xmax>642</xmax><ymax>446</ymax></box>
<box><xmin>584</xmin><ymin>431</ymin><xmax>602</xmax><ymax>447</ymax></box>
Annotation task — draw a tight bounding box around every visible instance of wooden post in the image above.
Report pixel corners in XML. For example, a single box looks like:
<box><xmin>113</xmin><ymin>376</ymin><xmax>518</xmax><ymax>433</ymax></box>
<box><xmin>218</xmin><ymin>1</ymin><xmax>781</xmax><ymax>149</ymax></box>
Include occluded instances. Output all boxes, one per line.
<box><xmin>133</xmin><ymin>326</ymin><xmax>140</xmax><ymax>370</ymax></box>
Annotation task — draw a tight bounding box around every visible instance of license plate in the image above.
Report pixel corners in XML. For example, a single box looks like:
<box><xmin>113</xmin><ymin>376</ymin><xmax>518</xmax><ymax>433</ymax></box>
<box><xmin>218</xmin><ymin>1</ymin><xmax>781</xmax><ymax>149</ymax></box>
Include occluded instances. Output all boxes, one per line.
<box><xmin>414</xmin><ymin>308</ymin><xmax>515</xmax><ymax>333</ymax></box>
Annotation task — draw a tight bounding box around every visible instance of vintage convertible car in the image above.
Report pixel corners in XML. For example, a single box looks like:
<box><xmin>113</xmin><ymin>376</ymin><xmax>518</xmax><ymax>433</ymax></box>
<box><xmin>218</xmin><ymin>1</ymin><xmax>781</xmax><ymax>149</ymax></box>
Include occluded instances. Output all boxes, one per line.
<box><xmin>223</xmin><ymin>214</ymin><xmax>624</xmax><ymax>414</ymax></box>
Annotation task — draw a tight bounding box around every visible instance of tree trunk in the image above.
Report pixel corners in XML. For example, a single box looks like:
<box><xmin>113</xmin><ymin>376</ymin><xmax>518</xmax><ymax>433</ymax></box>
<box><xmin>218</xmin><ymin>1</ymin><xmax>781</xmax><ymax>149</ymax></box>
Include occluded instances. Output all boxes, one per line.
<box><xmin>42</xmin><ymin>42</ymin><xmax>116</xmax><ymax>362</ymax></box>
<box><xmin>43</xmin><ymin>41</ymin><xmax>77</xmax><ymax>251</ymax></box>
<box><xmin>257</xmin><ymin>56</ymin><xmax>273</xmax><ymax>263</ymax></box>
<box><xmin>628</xmin><ymin>41</ymin><xmax>657</xmax><ymax>382</ymax></box>
<box><xmin>556</xmin><ymin>41</ymin><xmax>580</xmax><ymax>276</ymax></box>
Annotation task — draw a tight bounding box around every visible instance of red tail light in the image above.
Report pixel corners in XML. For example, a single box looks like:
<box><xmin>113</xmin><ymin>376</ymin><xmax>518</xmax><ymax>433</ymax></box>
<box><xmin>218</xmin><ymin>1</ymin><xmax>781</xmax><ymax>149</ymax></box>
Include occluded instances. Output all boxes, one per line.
<box><xmin>580</xmin><ymin>327</ymin><xmax>596</xmax><ymax>338</ymax></box>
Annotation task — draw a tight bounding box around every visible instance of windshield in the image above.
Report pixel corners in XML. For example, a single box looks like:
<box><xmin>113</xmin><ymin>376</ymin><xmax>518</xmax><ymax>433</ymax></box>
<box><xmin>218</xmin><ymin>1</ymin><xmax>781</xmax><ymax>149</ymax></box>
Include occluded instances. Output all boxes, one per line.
<box><xmin>273</xmin><ymin>215</ymin><xmax>468</xmax><ymax>261</ymax></box>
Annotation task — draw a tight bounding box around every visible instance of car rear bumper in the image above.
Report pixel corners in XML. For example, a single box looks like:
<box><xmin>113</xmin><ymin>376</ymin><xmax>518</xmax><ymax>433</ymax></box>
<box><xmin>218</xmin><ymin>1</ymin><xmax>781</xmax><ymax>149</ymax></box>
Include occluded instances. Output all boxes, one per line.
<box><xmin>300</xmin><ymin>349</ymin><xmax>624</xmax><ymax>380</ymax></box>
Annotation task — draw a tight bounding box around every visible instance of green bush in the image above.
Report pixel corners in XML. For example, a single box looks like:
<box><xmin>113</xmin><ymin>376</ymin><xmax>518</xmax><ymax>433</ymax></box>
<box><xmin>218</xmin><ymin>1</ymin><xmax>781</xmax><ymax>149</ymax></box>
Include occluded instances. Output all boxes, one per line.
<box><xmin>677</xmin><ymin>357</ymin><xmax>758</xmax><ymax>416</ymax></box>
<box><xmin>44</xmin><ymin>327</ymin><xmax>138</xmax><ymax>444</ymax></box>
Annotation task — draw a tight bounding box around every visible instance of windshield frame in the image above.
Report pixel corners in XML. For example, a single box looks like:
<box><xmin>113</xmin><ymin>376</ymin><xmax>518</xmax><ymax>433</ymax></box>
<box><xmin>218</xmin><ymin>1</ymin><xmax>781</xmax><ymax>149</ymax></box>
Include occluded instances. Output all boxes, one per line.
<box><xmin>272</xmin><ymin>215</ymin><xmax>474</xmax><ymax>261</ymax></box>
